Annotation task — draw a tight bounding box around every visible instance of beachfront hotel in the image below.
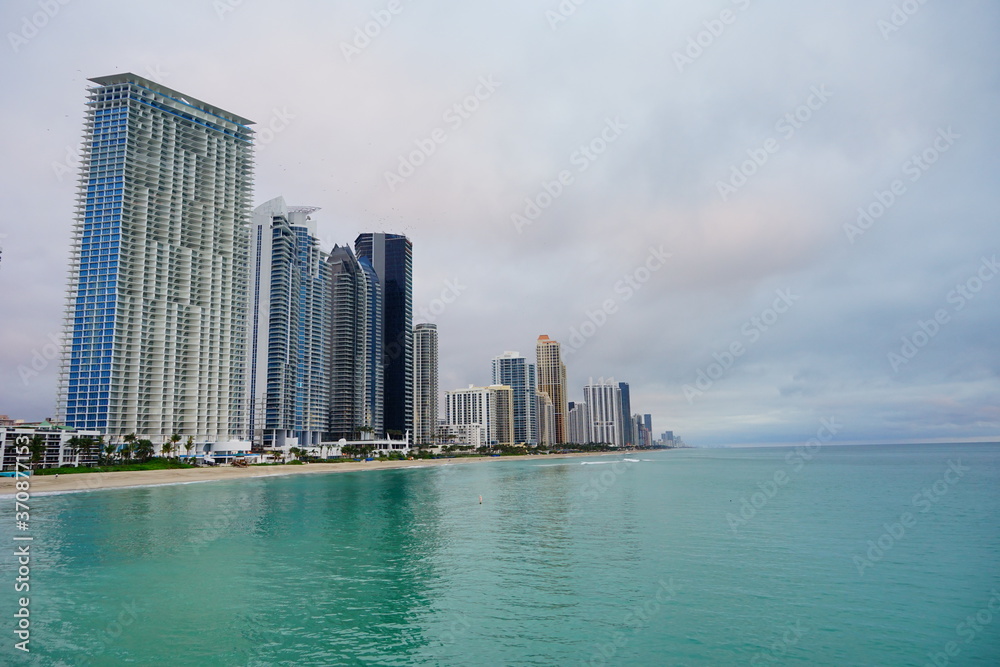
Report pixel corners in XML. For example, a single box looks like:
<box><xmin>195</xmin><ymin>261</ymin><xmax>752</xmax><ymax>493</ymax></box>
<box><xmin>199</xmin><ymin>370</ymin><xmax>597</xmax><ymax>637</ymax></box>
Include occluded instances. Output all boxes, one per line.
<box><xmin>57</xmin><ymin>73</ymin><xmax>254</xmax><ymax>445</ymax></box>
<box><xmin>535</xmin><ymin>335</ymin><xmax>569</xmax><ymax>444</ymax></box>
<box><xmin>413</xmin><ymin>323</ymin><xmax>439</xmax><ymax>446</ymax></box>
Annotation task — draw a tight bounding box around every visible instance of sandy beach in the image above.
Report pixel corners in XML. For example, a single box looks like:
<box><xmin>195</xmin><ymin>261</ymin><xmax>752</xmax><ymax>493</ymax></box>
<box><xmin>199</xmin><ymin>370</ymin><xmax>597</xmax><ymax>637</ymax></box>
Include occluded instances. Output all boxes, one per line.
<box><xmin>0</xmin><ymin>451</ymin><xmax>629</xmax><ymax>496</ymax></box>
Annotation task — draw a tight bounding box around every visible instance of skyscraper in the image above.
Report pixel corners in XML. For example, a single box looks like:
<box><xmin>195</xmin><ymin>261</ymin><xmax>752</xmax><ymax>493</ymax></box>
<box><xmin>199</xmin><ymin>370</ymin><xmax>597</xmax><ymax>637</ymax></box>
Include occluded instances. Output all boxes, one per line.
<box><xmin>58</xmin><ymin>74</ymin><xmax>253</xmax><ymax>444</ymax></box>
<box><xmin>491</xmin><ymin>351</ymin><xmax>537</xmax><ymax>445</ymax></box>
<box><xmin>358</xmin><ymin>255</ymin><xmax>383</xmax><ymax>437</ymax></box>
<box><xmin>535</xmin><ymin>335</ymin><xmax>568</xmax><ymax>444</ymax></box>
<box><xmin>413</xmin><ymin>323</ymin><xmax>438</xmax><ymax>446</ymax></box>
<box><xmin>583</xmin><ymin>378</ymin><xmax>623</xmax><ymax>447</ymax></box>
<box><xmin>328</xmin><ymin>244</ymin><xmax>375</xmax><ymax>441</ymax></box>
<box><xmin>247</xmin><ymin>198</ymin><xmax>331</xmax><ymax>449</ymax></box>
<box><xmin>356</xmin><ymin>233</ymin><xmax>413</xmax><ymax>437</ymax></box>
<box><xmin>618</xmin><ymin>382</ymin><xmax>633</xmax><ymax>447</ymax></box>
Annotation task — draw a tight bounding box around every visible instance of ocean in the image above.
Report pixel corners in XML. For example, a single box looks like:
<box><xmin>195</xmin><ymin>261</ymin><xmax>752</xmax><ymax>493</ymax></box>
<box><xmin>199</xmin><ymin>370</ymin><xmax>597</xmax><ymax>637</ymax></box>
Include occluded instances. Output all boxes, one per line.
<box><xmin>2</xmin><ymin>443</ymin><xmax>999</xmax><ymax>665</ymax></box>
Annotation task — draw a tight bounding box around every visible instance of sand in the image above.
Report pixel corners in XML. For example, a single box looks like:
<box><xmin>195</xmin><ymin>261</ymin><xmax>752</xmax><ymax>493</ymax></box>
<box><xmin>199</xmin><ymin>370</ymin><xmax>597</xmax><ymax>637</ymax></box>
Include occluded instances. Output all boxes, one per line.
<box><xmin>0</xmin><ymin>451</ymin><xmax>627</xmax><ymax>496</ymax></box>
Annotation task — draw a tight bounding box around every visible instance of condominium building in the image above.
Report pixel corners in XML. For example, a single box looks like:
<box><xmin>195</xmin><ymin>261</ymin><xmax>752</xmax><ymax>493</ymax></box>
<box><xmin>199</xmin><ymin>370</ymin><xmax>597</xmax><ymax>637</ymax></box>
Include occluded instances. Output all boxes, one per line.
<box><xmin>413</xmin><ymin>323</ymin><xmax>438</xmax><ymax>446</ymax></box>
<box><xmin>583</xmin><ymin>378</ymin><xmax>624</xmax><ymax>447</ymax></box>
<box><xmin>618</xmin><ymin>382</ymin><xmax>633</xmax><ymax>447</ymax></box>
<box><xmin>491</xmin><ymin>351</ymin><xmax>537</xmax><ymax>445</ymax></box>
<box><xmin>536</xmin><ymin>391</ymin><xmax>556</xmax><ymax>447</ymax></box>
<box><xmin>328</xmin><ymin>244</ymin><xmax>377</xmax><ymax>440</ymax></box>
<box><xmin>445</xmin><ymin>385</ymin><xmax>514</xmax><ymax>448</ymax></box>
<box><xmin>567</xmin><ymin>401</ymin><xmax>590</xmax><ymax>445</ymax></box>
<box><xmin>248</xmin><ymin>198</ymin><xmax>331</xmax><ymax>448</ymax></box>
<box><xmin>356</xmin><ymin>233</ymin><xmax>413</xmax><ymax>437</ymax></box>
<box><xmin>535</xmin><ymin>335</ymin><xmax>568</xmax><ymax>444</ymax></box>
<box><xmin>57</xmin><ymin>73</ymin><xmax>253</xmax><ymax>444</ymax></box>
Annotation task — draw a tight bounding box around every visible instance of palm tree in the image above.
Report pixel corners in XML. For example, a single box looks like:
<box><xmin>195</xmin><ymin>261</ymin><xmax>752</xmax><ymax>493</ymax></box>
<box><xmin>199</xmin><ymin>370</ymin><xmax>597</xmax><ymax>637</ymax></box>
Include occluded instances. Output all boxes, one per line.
<box><xmin>184</xmin><ymin>436</ymin><xmax>195</xmax><ymax>463</ymax></box>
<box><xmin>169</xmin><ymin>433</ymin><xmax>181</xmax><ymax>460</ymax></box>
<box><xmin>134</xmin><ymin>439</ymin><xmax>154</xmax><ymax>463</ymax></box>
<box><xmin>102</xmin><ymin>441</ymin><xmax>118</xmax><ymax>466</ymax></box>
<box><xmin>122</xmin><ymin>432</ymin><xmax>136</xmax><ymax>462</ymax></box>
<box><xmin>161</xmin><ymin>440</ymin><xmax>174</xmax><ymax>459</ymax></box>
<box><xmin>28</xmin><ymin>435</ymin><xmax>47</xmax><ymax>470</ymax></box>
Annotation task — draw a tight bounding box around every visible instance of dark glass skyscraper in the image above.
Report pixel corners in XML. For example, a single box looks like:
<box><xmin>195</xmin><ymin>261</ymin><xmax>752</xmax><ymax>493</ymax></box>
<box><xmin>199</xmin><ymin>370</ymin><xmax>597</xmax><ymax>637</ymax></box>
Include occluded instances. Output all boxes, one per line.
<box><xmin>355</xmin><ymin>233</ymin><xmax>413</xmax><ymax>437</ymax></box>
<box><xmin>618</xmin><ymin>382</ymin><xmax>633</xmax><ymax>447</ymax></box>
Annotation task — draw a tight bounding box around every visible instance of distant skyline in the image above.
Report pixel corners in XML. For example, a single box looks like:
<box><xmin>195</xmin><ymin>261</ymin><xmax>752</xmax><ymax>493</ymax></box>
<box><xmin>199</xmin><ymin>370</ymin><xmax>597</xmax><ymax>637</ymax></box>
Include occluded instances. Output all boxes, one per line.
<box><xmin>1</xmin><ymin>0</ymin><xmax>998</xmax><ymax>446</ymax></box>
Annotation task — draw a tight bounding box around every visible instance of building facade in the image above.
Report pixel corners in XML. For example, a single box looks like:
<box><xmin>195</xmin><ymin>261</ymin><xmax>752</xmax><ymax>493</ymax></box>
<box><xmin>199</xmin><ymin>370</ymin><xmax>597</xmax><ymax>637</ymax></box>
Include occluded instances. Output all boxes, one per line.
<box><xmin>618</xmin><ymin>382</ymin><xmax>633</xmax><ymax>447</ymax></box>
<box><xmin>248</xmin><ymin>198</ymin><xmax>331</xmax><ymax>448</ymax></box>
<box><xmin>328</xmin><ymin>244</ymin><xmax>375</xmax><ymax>441</ymax></box>
<box><xmin>567</xmin><ymin>401</ymin><xmax>590</xmax><ymax>445</ymax></box>
<box><xmin>535</xmin><ymin>335</ymin><xmax>568</xmax><ymax>444</ymax></box>
<box><xmin>355</xmin><ymin>233</ymin><xmax>413</xmax><ymax>437</ymax></box>
<box><xmin>58</xmin><ymin>73</ymin><xmax>254</xmax><ymax>445</ymax></box>
<box><xmin>445</xmin><ymin>385</ymin><xmax>514</xmax><ymax>448</ymax></box>
<box><xmin>491</xmin><ymin>351</ymin><xmax>537</xmax><ymax>445</ymax></box>
<box><xmin>413</xmin><ymin>323</ymin><xmax>438</xmax><ymax>446</ymax></box>
<box><xmin>583</xmin><ymin>378</ymin><xmax>623</xmax><ymax>446</ymax></box>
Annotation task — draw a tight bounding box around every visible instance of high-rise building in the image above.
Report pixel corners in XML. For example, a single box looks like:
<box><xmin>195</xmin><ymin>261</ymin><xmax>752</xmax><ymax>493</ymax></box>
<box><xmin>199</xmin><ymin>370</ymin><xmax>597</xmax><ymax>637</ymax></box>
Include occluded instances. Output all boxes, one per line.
<box><xmin>58</xmin><ymin>74</ymin><xmax>253</xmax><ymax>444</ymax></box>
<box><xmin>618</xmin><ymin>382</ymin><xmax>633</xmax><ymax>447</ymax></box>
<box><xmin>583</xmin><ymin>378</ymin><xmax>623</xmax><ymax>447</ymax></box>
<box><xmin>537</xmin><ymin>391</ymin><xmax>556</xmax><ymax>447</ymax></box>
<box><xmin>358</xmin><ymin>255</ymin><xmax>383</xmax><ymax>437</ymax></box>
<box><xmin>328</xmin><ymin>244</ymin><xmax>375</xmax><ymax>441</ymax></box>
<box><xmin>445</xmin><ymin>385</ymin><xmax>514</xmax><ymax>448</ymax></box>
<box><xmin>247</xmin><ymin>198</ymin><xmax>331</xmax><ymax>449</ymax></box>
<box><xmin>491</xmin><ymin>351</ymin><xmax>537</xmax><ymax>445</ymax></box>
<box><xmin>356</xmin><ymin>233</ymin><xmax>413</xmax><ymax>438</ymax></box>
<box><xmin>413</xmin><ymin>323</ymin><xmax>438</xmax><ymax>446</ymax></box>
<box><xmin>644</xmin><ymin>414</ymin><xmax>652</xmax><ymax>437</ymax></box>
<box><xmin>535</xmin><ymin>335</ymin><xmax>568</xmax><ymax>444</ymax></box>
<box><xmin>567</xmin><ymin>401</ymin><xmax>589</xmax><ymax>444</ymax></box>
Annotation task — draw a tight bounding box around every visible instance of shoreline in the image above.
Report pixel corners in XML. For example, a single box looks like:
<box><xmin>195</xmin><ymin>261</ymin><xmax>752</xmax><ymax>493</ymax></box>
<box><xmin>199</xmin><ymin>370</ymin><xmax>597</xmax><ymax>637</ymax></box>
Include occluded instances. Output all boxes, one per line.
<box><xmin>0</xmin><ymin>451</ymin><xmax>633</xmax><ymax>497</ymax></box>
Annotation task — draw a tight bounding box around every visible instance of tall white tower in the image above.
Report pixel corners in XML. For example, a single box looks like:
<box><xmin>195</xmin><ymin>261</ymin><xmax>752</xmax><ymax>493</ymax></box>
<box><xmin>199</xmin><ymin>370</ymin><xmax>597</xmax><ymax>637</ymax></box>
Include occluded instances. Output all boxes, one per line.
<box><xmin>58</xmin><ymin>73</ymin><xmax>254</xmax><ymax>445</ymax></box>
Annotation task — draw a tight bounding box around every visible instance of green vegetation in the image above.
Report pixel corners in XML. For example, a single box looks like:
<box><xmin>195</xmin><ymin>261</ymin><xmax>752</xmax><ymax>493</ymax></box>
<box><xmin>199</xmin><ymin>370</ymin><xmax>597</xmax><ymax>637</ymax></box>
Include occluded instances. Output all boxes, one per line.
<box><xmin>35</xmin><ymin>459</ymin><xmax>197</xmax><ymax>475</ymax></box>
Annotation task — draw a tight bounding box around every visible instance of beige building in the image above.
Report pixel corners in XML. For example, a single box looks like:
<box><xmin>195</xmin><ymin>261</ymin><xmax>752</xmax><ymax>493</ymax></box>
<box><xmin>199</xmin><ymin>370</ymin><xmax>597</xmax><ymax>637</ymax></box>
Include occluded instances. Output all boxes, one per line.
<box><xmin>535</xmin><ymin>335</ymin><xmax>568</xmax><ymax>444</ymax></box>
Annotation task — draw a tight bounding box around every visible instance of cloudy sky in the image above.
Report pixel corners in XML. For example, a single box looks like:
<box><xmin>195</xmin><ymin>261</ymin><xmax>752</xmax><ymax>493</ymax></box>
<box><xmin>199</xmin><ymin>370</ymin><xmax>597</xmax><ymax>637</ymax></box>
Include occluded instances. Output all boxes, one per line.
<box><xmin>1</xmin><ymin>0</ymin><xmax>998</xmax><ymax>446</ymax></box>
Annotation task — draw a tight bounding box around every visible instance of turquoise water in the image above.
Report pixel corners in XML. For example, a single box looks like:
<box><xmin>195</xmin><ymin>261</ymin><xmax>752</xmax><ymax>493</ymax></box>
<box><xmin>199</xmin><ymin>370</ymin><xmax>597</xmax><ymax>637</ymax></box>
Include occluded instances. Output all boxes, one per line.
<box><xmin>2</xmin><ymin>443</ymin><xmax>999</xmax><ymax>665</ymax></box>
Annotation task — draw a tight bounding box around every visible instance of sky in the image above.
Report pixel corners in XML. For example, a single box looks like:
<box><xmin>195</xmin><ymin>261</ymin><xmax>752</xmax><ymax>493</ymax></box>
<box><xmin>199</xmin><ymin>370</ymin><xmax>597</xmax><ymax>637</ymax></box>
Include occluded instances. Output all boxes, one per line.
<box><xmin>0</xmin><ymin>0</ymin><xmax>998</xmax><ymax>447</ymax></box>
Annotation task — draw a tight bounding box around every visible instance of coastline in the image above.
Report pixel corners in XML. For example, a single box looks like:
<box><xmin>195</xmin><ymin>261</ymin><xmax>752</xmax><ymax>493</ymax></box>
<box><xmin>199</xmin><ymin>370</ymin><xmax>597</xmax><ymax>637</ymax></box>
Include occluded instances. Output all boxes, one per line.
<box><xmin>0</xmin><ymin>451</ymin><xmax>631</xmax><ymax>497</ymax></box>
